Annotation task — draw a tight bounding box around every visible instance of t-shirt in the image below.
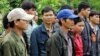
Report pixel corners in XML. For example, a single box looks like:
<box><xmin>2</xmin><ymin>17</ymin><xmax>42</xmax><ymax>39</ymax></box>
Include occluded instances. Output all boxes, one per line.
<box><xmin>73</xmin><ymin>34</ymin><xmax>83</xmax><ymax>56</ymax></box>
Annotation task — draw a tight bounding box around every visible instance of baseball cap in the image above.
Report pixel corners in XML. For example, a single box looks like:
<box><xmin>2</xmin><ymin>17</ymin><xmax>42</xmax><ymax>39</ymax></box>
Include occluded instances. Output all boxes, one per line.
<box><xmin>7</xmin><ymin>8</ymin><xmax>34</xmax><ymax>22</ymax></box>
<box><xmin>57</xmin><ymin>9</ymin><xmax>78</xmax><ymax>20</ymax></box>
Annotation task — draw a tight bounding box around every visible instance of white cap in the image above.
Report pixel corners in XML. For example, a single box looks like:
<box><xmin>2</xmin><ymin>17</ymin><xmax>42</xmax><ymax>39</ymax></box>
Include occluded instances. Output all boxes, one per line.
<box><xmin>7</xmin><ymin>8</ymin><xmax>34</xmax><ymax>22</ymax></box>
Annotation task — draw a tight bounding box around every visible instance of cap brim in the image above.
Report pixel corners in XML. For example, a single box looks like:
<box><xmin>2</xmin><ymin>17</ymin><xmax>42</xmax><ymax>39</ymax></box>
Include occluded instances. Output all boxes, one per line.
<box><xmin>68</xmin><ymin>14</ymin><xmax>78</xmax><ymax>19</ymax></box>
<box><xmin>22</xmin><ymin>14</ymin><xmax>34</xmax><ymax>21</ymax></box>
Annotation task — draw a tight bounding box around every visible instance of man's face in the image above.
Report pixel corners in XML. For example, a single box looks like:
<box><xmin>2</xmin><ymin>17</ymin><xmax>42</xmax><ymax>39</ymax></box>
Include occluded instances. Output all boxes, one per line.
<box><xmin>27</xmin><ymin>8</ymin><xmax>36</xmax><ymax>15</ymax></box>
<box><xmin>42</xmin><ymin>11</ymin><xmax>55</xmax><ymax>25</ymax></box>
<box><xmin>15</xmin><ymin>19</ymin><xmax>29</xmax><ymax>30</ymax></box>
<box><xmin>99</xmin><ymin>14</ymin><xmax>100</xmax><ymax>23</ymax></box>
<box><xmin>82</xmin><ymin>8</ymin><xmax>91</xmax><ymax>17</ymax></box>
<box><xmin>90</xmin><ymin>15</ymin><xmax>100</xmax><ymax>24</ymax></box>
<box><xmin>26</xmin><ymin>8</ymin><xmax>38</xmax><ymax>22</ymax></box>
<box><xmin>73</xmin><ymin>21</ymin><xmax>84</xmax><ymax>33</ymax></box>
<box><xmin>62</xmin><ymin>19</ymin><xmax>74</xmax><ymax>29</ymax></box>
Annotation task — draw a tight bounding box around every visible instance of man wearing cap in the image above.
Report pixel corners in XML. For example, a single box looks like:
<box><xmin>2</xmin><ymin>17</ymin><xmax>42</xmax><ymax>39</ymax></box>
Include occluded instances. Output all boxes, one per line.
<box><xmin>46</xmin><ymin>9</ymin><xmax>78</xmax><ymax>56</ymax></box>
<box><xmin>0</xmin><ymin>8</ymin><xmax>33</xmax><ymax>56</ymax></box>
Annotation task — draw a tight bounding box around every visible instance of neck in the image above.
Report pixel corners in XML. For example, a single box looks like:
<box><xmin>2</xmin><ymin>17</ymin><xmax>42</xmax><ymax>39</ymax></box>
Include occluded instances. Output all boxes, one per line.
<box><xmin>5</xmin><ymin>28</ymin><xmax>10</xmax><ymax>34</ymax></box>
<box><xmin>90</xmin><ymin>21</ymin><xmax>97</xmax><ymax>27</ymax></box>
<box><xmin>61</xmin><ymin>26</ymin><xmax>68</xmax><ymax>33</ymax></box>
<box><xmin>45</xmin><ymin>23</ymin><xmax>52</xmax><ymax>30</ymax></box>
<box><xmin>78</xmin><ymin>13</ymin><xmax>85</xmax><ymax>18</ymax></box>
<box><xmin>13</xmin><ymin>27</ymin><xmax>23</xmax><ymax>36</ymax></box>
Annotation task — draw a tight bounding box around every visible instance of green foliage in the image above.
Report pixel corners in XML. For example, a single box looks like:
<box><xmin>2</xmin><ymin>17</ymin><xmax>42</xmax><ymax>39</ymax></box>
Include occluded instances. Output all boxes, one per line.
<box><xmin>0</xmin><ymin>0</ymin><xmax>100</xmax><ymax>25</ymax></box>
<box><xmin>0</xmin><ymin>0</ymin><xmax>100</xmax><ymax>14</ymax></box>
<box><xmin>33</xmin><ymin>0</ymin><xmax>67</xmax><ymax>24</ymax></box>
<box><xmin>69</xmin><ymin>0</ymin><xmax>100</xmax><ymax>11</ymax></box>
<box><xmin>88</xmin><ymin>0</ymin><xmax>100</xmax><ymax>11</ymax></box>
<box><xmin>70</xmin><ymin>0</ymin><xmax>81</xmax><ymax>8</ymax></box>
<box><xmin>0</xmin><ymin>0</ymin><xmax>10</xmax><ymax>14</ymax></box>
<box><xmin>0</xmin><ymin>0</ymin><xmax>24</xmax><ymax>15</ymax></box>
<box><xmin>34</xmin><ymin>0</ymin><xmax>67</xmax><ymax>15</ymax></box>
<box><xmin>8</xmin><ymin>0</ymin><xmax>24</xmax><ymax>8</ymax></box>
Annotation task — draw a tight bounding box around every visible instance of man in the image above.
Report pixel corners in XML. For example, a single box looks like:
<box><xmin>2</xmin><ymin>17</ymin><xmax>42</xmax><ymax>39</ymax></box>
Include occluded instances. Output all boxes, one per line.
<box><xmin>30</xmin><ymin>6</ymin><xmax>56</xmax><ymax>56</ymax></box>
<box><xmin>46</xmin><ymin>9</ymin><xmax>78</xmax><ymax>56</ymax></box>
<box><xmin>71</xmin><ymin>17</ymin><xmax>85</xmax><ymax>56</ymax></box>
<box><xmin>0</xmin><ymin>13</ymin><xmax>10</xmax><ymax>56</ymax></box>
<box><xmin>21</xmin><ymin>1</ymin><xmax>38</xmax><ymax>47</ymax></box>
<box><xmin>0</xmin><ymin>13</ymin><xmax>10</xmax><ymax>41</ymax></box>
<box><xmin>21</xmin><ymin>1</ymin><xmax>38</xmax><ymax>23</ymax></box>
<box><xmin>88</xmin><ymin>10</ymin><xmax>100</xmax><ymax>56</ymax></box>
<box><xmin>54</xmin><ymin>5</ymin><xmax>74</xmax><ymax>31</ymax></box>
<box><xmin>78</xmin><ymin>2</ymin><xmax>91</xmax><ymax>56</ymax></box>
<box><xmin>78</xmin><ymin>2</ymin><xmax>91</xmax><ymax>21</ymax></box>
<box><xmin>0</xmin><ymin>8</ymin><xmax>33</xmax><ymax>56</ymax></box>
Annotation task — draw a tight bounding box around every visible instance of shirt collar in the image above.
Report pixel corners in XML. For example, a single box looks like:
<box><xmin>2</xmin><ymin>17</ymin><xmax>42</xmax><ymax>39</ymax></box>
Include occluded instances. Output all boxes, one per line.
<box><xmin>89</xmin><ymin>22</ymin><xmax>99</xmax><ymax>32</ymax></box>
<box><xmin>10</xmin><ymin>29</ymin><xmax>22</xmax><ymax>42</ymax></box>
<box><xmin>41</xmin><ymin>23</ymin><xmax>56</xmax><ymax>33</ymax></box>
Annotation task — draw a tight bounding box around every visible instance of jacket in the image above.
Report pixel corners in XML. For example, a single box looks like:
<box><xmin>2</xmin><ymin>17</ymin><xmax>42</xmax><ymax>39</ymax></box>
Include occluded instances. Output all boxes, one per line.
<box><xmin>0</xmin><ymin>29</ymin><xmax>28</xmax><ymax>56</ymax></box>
<box><xmin>46</xmin><ymin>29</ymin><xmax>75</xmax><ymax>56</ymax></box>
<box><xmin>30</xmin><ymin>23</ymin><xmax>56</xmax><ymax>56</ymax></box>
<box><xmin>96</xmin><ymin>30</ymin><xmax>100</xmax><ymax>56</ymax></box>
<box><xmin>81</xmin><ymin>21</ymin><xmax>93</xmax><ymax>56</ymax></box>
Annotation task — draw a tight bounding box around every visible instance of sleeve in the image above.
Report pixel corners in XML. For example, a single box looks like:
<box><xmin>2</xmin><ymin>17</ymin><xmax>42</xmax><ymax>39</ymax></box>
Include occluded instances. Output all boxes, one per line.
<box><xmin>30</xmin><ymin>30</ymin><xmax>39</xmax><ymax>56</ymax></box>
<box><xmin>46</xmin><ymin>36</ymin><xmax>60</xmax><ymax>56</ymax></box>
<box><xmin>2</xmin><ymin>42</ymin><xmax>15</xmax><ymax>56</ymax></box>
<box><xmin>81</xmin><ymin>22</ymin><xmax>91</xmax><ymax>55</ymax></box>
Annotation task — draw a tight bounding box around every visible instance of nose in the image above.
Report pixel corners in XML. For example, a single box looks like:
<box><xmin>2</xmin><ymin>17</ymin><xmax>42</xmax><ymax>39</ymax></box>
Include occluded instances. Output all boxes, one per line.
<box><xmin>71</xmin><ymin>20</ymin><xmax>74</xmax><ymax>25</ymax></box>
<box><xmin>47</xmin><ymin>16</ymin><xmax>51</xmax><ymax>19</ymax></box>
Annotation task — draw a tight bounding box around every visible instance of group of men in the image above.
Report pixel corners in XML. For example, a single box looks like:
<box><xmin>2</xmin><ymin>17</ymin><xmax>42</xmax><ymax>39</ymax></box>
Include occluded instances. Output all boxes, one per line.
<box><xmin>0</xmin><ymin>1</ymin><xmax>100</xmax><ymax>56</ymax></box>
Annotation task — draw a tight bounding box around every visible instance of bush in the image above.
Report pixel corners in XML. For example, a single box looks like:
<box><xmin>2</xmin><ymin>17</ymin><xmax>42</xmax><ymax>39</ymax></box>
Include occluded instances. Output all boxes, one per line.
<box><xmin>0</xmin><ymin>0</ymin><xmax>100</xmax><ymax>25</ymax></box>
<box><xmin>33</xmin><ymin>0</ymin><xmax>67</xmax><ymax>24</ymax></box>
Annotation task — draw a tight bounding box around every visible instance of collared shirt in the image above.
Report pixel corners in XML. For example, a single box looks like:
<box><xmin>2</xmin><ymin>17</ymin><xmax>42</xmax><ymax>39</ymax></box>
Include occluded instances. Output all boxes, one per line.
<box><xmin>89</xmin><ymin>22</ymin><xmax>99</xmax><ymax>56</ymax></box>
<box><xmin>60</xmin><ymin>28</ymin><xmax>72</xmax><ymax>56</ymax></box>
<box><xmin>45</xmin><ymin>26</ymin><xmax>53</xmax><ymax>37</ymax></box>
<box><xmin>89</xmin><ymin>22</ymin><xmax>99</xmax><ymax>34</ymax></box>
<box><xmin>0</xmin><ymin>29</ymin><xmax>28</xmax><ymax>56</ymax></box>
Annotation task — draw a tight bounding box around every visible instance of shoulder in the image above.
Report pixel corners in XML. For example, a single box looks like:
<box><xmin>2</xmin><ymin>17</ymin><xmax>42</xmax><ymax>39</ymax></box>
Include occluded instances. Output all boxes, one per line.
<box><xmin>49</xmin><ymin>31</ymin><xmax>61</xmax><ymax>42</ymax></box>
<box><xmin>33</xmin><ymin>25</ymin><xmax>42</xmax><ymax>32</ymax></box>
<box><xmin>1</xmin><ymin>32</ymin><xmax>14</xmax><ymax>46</ymax></box>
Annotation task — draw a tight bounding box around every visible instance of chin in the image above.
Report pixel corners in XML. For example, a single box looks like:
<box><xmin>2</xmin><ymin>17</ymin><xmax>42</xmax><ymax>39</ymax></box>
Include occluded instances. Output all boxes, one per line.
<box><xmin>46</xmin><ymin>23</ymin><xmax>51</xmax><ymax>24</ymax></box>
<box><xmin>24</xmin><ymin>28</ymin><xmax>27</xmax><ymax>30</ymax></box>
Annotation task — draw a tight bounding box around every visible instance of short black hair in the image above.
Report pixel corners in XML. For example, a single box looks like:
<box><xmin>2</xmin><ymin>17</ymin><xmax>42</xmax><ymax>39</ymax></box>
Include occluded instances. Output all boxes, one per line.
<box><xmin>2</xmin><ymin>13</ymin><xmax>9</xmax><ymax>29</ymax></box>
<box><xmin>58</xmin><ymin>18</ymin><xmax>67</xmax><ymax>26</ymax></box>
<box><xmin>89</xmin><ymin>10</ymin><xmax>99</xmax><ymax>18</ymax></box>
<box><xmin>74</xmin><ymin>9</ymin><xmax>78</xmax><ymax>15</ymax></box>
<box><xmin>74</xmin><ymin>17</ymin><xmax>83</xmax><ymax>25</ymax></box>
<box><xmin>60</xmin><ymin>5</ymin><xmax>73</xmax><ymax>11</ymax></box>
<box><xmin>21</xmin><ymin>1</ymin><xmax>36</xmax><ymax>10</ymax></box>
<box><xmin>99</xmin><ymin>11</ymin><xmax>100</xmax><ymax>18</ymax></box>
<box><xmin>9</xmin><ymin>19</ymin><xmax>20</xmax><ymax>28</ymax></box>
<box><xmin>78</xmin><ymin>2</ymin><xmax>90</xmax><ymax>12</ymax></box>
<box><xmin>58</xmin><ymin>20</ymin><xmax>62</xmax><ymax>26</ymax></box>
<box><xmin>41</xmin><ymin>6</ymin><xmax>56</xmax><ymax>15</ymax></box>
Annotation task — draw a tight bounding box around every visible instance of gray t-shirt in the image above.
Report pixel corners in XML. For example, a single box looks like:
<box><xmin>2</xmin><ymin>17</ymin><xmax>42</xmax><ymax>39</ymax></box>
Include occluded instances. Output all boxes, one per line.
<box><xmin>60</xmin><ymin>29</ymin><xmax>73</xmax><ymax>56</ymax></box>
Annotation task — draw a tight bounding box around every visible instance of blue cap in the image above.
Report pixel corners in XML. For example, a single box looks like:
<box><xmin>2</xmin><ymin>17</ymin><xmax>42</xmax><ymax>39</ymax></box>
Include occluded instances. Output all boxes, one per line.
<box><xmin>57</xmin><ymin>9</ymin><xmax>78</xmax><ymax>20</ymax></box>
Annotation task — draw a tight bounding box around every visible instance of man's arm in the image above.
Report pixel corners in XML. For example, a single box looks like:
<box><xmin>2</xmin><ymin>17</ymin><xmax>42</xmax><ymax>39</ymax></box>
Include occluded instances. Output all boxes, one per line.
<box><xmin>30</xmin><ymin>30</ymin><xmax>39</xmax><ymax>56</ymax></box>
<box><xmin>1</xmin><ymin>41</ymin><xmax>15</xmax><ymax>56</ymax></box>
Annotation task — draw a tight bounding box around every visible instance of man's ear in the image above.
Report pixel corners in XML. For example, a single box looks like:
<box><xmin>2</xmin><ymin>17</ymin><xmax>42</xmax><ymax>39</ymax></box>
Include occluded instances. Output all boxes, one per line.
<box><xmin>89</xmin><ymin>16</ymin><xmax>93</xmax><ymax>21</ymax></box>
<box><xmin>61</xmin><ymin>19</ymin><xmax>65</xmax><ymax>24</ymax></box>
<box><xmin>25</xmin><ymin>10</ymin><xmax>29</xmax><ymax>13</ymax></box>
<box><xmin>81</xmin><ymin>9</ymin><xmax>85</xmax><ymax>11</ymax></box>
<box><xmin>14</xmin><ymin>20</ymin><xmax>19</xmax><ymax>26</ymax></box>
